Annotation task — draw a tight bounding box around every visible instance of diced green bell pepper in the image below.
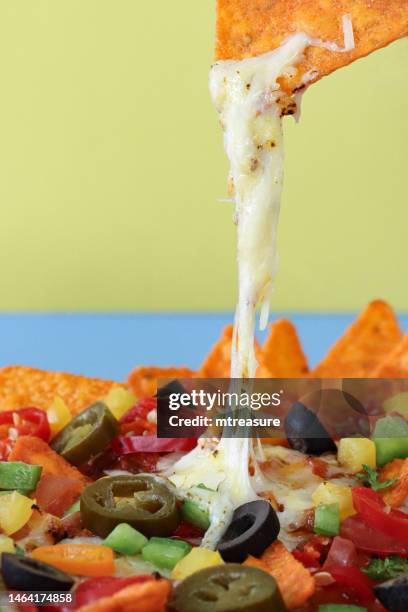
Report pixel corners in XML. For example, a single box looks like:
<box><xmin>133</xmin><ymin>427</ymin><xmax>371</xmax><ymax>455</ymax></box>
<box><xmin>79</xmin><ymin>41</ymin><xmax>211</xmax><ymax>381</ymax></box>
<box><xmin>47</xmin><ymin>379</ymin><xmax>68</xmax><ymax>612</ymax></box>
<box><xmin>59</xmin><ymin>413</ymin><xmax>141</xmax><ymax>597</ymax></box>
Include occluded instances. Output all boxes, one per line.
<box><xmin>103</xmin><ymin>523</ymin><xmax>148</xmax><ymax>555</ymax></box>
<box><xmin>0</xmin><ymin>462</ymin><xmax>42</xmax><ymax>491</ymax></box>
<box><xmin>142</xmin><ymin>537</ymin><xmax>191</xmax><ymax>570</ymax></box>
<box><xmin>373</xmin><ymin>416</ymin><xmax>408</xmax><ymax>466</ymax></box>
<box><xmin>181</xmin><ymin>499</ymin><xmax>210</xmax><ymax>531</ymax></box>
<box><xmin>314</xmin><ymin>503</ymin><xmax>340</xmax><ymax>536</ymax></box>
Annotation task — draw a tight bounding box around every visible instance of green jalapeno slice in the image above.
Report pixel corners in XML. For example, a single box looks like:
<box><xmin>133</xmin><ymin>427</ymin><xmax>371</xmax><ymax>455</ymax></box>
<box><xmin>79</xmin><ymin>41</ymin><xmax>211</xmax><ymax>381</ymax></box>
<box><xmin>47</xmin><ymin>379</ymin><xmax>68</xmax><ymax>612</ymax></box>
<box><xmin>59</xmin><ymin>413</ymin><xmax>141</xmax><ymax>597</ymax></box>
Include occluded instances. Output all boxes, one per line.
<box><xmin>169</xmin><ymin>564</ymin><xmax>287</xmax><ymax>612</ymax></box>
<box><xmin>80</xmin><ymin>474</ymin><xmax>179</xmax><ymax>538</ymax></box>
<box><xmin>50</xmin><ymin>401</ymin><xmax>119</xmax><ymax>465</ymax></box>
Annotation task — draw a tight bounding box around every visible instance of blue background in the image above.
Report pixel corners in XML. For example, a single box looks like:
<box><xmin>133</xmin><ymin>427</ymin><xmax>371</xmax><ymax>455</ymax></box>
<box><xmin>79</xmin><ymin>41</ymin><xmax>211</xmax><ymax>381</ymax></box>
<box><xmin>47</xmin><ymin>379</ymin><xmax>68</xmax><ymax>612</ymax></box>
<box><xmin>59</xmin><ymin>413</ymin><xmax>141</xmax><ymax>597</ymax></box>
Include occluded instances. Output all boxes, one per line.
<box><xmin>1</xmin><ymin>314</ymin><xmax>407</xmax><ymax>381</ymax></box>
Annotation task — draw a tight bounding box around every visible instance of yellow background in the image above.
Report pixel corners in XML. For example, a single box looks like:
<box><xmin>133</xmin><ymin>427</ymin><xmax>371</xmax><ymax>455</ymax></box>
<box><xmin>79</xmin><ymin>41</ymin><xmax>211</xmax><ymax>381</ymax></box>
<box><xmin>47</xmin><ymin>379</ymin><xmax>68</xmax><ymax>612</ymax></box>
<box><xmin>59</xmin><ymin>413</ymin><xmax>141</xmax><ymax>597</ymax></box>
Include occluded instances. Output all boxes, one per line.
<box><xmin>0</xmin><ymin>1</ymin><xmax>406</xmax><ymax>312</ymax></box>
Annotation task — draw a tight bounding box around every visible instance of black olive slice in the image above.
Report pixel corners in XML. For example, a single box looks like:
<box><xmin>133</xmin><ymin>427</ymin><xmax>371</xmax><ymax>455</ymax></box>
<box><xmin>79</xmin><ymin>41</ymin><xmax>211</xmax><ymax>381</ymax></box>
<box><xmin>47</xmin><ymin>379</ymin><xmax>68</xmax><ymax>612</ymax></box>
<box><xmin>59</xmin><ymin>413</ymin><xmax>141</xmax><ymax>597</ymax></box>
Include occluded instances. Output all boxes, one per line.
<box><xmin>284</xmin><ymin>401</ymin><xmax>337</xmax><ymax>455</ymax></box>
<box><xmin>1</xmin><ymin>553</ymin><xmax>74</xmax><ymax>593</ymax></box>
<box><xmin>156</xmin><ymin>379</ymin><xmax>188</xmax><ymax>399</ymax></box>
<box><xmin>217</xmin><ymin>500</ymin><xmax>280</xmax><ymax>563</ymax></box>
<box><xmin>374</xmin><ymin>573</ymin><xmax>408</xmax><ymax>612</ymax></box>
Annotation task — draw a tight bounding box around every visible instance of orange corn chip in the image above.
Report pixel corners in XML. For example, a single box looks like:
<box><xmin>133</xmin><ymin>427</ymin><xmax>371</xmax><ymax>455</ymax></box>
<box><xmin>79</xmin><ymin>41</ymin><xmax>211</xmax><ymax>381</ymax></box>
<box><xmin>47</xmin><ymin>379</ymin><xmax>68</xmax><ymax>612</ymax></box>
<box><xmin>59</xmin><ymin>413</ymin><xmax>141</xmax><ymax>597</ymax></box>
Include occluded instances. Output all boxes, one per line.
<box><xmin>77</xmin><ymin>579</ymin><xmax>171</xmax><ymax>612</ymax></box>
<box><xmin>128</xmin><ymin>366</ymin><xmax>195</xmax><ymax>399</ymax></box>
<box><xmin>246</xmin><ymin>540</ymin><xmax>315</xmax><ymax>609</ymax></box>
<box><xmin>311</xmin><ymin>300</ymin><xmax>402</xmax><ymax>377</ymax></box>
<box><xmin>9</xmin><ymin>436</ymin><xmax>88</xmax><ymax>484</ymax></box>
<box><xmin>216</xmin><ymin>0</ymin><xmax>408</xmax><ymax>91</ymax></box>
<box><xmin>257</xmin><ymin>319</ymin><xmax>308</xmax><ymax>378</ymax></box>
<box><xmin>198</xmin><ymin>325</ymin><xmax>234</xmax><ymax>378</ymax></box>
<box><xmin>371</xmin><ymin>333</ymin><xmax>408</xmax><ymax>377</ymax></box>
<box><xmin>198</xmin><ymin>324</ymin><xmax>261</xmax><ymax>378</ymax></box>
<box><xmin>0</xmin><ymin>366</ymin><xmax>123</xmax><ymax>416</ymax></box>
<box><xmin>380</xmin><ymin>458</ymin><xmax>408</xmax><ymax>507</ymax></box>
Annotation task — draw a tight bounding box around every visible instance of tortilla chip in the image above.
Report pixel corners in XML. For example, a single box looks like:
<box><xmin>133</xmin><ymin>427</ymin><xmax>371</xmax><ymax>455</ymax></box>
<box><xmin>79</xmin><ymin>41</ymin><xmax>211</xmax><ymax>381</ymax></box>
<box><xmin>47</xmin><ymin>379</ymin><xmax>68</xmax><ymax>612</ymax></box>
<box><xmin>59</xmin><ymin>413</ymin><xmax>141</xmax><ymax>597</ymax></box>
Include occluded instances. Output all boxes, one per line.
<box><xmin>198</xmin><ymin>325</ymin><xmax>234</xmax><ymax>378</ymax></box>
<box><xmin>128</xmin><ymin>366</ymin><xmax>195</xmax><ymax>398</ymax></box>
<box><xmin>257</xmin><ymin>319</ymin><xmax>309</xmax><ymax>377</ymax></box>
<box><xmin>0</xmin><ymin>366</ymin><xmax>123</xmax><ymax>416</ymax></box>
<box><xmin>371</xmin><ymin>333</ymin><xmax>408</xmax><ymax>377</ymax></box>
<box><xmin>311</xmin><ymin>300</ymin><xmax>402</xmax><ymax>377</ymax></box>
<box><xmin>198</xmin><ymin>324</ymin><xmax>262</xmax><ymax>378</ymax></box>
<box><xmin>216</xmin><ymin>0</ymin><xmax>408</xmax><ymax>91</ymax></box>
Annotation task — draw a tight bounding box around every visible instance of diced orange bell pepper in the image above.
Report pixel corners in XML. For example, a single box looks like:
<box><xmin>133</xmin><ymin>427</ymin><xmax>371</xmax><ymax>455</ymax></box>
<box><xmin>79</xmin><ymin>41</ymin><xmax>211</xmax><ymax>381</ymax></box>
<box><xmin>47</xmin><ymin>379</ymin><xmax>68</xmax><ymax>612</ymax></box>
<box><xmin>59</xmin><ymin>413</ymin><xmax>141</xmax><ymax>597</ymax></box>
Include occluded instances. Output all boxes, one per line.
<box><xmin>245</xmin><ymin>541</ymin><xmax>315</xmax><ymax>609</ymax></box>
<box><xmin>32</xmin><ymin>544</ymin><xmax>114</xmax><ymax>577</ymax></box>
<box><xmin>380</xmin><ymin>458</ymin><xmax>408</xmax><ymax>507</ymax></box>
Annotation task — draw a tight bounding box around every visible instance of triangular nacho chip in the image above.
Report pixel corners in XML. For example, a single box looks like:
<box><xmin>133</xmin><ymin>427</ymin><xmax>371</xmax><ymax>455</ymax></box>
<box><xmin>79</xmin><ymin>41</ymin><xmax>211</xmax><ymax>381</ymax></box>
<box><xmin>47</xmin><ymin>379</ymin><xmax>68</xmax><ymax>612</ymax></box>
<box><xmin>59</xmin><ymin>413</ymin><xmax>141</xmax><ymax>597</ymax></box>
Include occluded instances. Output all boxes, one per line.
<box><xmin>198</xmin><ymin>324</ymin><xmax>262</xmax><ymax>378</ymax></box>
<box><xmin>198</xmin><ymin>324</ymin><xmax>235</xmax><ymax>378</ymax></box>
<box><xmin>0</xmin><ymin>365</ymin><xmax>123</xmax><ymax>416</ymax></box>
<box><xmin>128</xmin><ymin>366</ymin><xmax>195</xmax><ymax>398</ymax></box>
<box><xmin>371</xmin><ymin>333</ymin><xmax>408</xmax><ymax>377</ymax></box>
<box><xmin>216</xmin><ymin>0</ymin><xmax>408</xmax><ymax>90</ymax></box>
<box><xmin>312</xmin><ymin>300</ymin><xmax>402</xmax><ymax>377</ymax></box>
<box><xmin>257</xmin><ymin>319</ymin><xmax>309</xmax><ymax>377</ymax></box>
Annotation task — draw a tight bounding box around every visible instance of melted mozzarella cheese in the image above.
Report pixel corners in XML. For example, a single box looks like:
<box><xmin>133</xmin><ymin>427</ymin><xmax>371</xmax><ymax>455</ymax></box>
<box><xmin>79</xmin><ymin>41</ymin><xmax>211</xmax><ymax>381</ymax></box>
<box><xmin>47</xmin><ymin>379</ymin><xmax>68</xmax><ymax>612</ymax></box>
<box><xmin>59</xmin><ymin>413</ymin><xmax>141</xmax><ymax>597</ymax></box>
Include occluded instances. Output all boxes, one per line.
<box><xmin>210</xmin><ymin>33</ymin><xmax>312</xmax><ymax>379</ymax></box>
<box><xmin>168</xmin><ymin>36</ymin><xmax>314</xmax><ymax>549</ymax></box>
<box><xmin>166</xmin><ymin>21</ymin><xmax>355</xmax><ymax>549</ymax></box>
<box><xmin>255</xmin><ymin>446</ymin><xmax>357</xmax><ymax>550</ymax></box>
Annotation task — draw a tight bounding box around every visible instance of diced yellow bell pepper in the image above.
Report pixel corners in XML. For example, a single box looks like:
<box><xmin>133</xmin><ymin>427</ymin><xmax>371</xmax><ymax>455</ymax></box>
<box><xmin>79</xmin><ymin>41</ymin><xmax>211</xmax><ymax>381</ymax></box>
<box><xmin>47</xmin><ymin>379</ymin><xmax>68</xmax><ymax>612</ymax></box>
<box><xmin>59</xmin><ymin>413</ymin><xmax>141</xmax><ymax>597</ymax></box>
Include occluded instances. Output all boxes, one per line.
<box><xmin>0</xmin><ymin>534</ymin><xmax>15</xmax><ymax>553</ymax></box>
<box><xmin>338</xmin><ymin>438</ymin><xmax>376</xmax><ymax>473</ymax></box>
<box><xmin>47</xmin><ymin>396</ymin><xmax>71</xmax><ymax>436</ymax></box>
<box><xmin>312</xmin><ymin>482</ymin><xmax>355</xmax><ymax>521</ymax></box>
<box><xmin>171</xmin><ymin>547</ymin><xmax>224</xmax><ymax>580</ymax></box>
<box><xmin>0</xmin><ymin>491</ymin><xmax>34</xmax><ymax>535</ymax></box>
<box><xmin>103</xmin><ymin>387</ymin><xmax>137</xmax><ymax>421</ymax></box>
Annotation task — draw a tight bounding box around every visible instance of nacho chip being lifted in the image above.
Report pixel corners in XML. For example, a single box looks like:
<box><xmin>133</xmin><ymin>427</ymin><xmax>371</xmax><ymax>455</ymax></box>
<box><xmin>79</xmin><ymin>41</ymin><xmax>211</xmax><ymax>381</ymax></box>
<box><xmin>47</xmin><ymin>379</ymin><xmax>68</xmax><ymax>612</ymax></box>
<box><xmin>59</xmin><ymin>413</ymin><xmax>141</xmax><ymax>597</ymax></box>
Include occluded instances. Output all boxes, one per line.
<box><xmin>216</xmin><ymin>0</ymin><xmax>408</xmax><ymax>90</ymax></box>
<box><xmin>312</xmin><ymin>300</ymin><xmax>402</xmax><ymax>377</ymax></box>
<box><xmin>257</xmin><ymin>319</ymin><xmax>309</xmax><ymax>378</ymax></box>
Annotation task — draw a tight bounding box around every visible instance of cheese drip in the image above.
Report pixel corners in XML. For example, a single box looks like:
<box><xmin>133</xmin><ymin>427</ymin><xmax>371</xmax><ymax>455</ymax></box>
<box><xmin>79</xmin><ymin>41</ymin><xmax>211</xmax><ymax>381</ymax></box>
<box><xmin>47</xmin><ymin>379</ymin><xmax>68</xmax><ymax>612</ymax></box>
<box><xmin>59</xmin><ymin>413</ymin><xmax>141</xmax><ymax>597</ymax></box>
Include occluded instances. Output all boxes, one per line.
<box><xmin>210</xmin><ymin>40</ymin><xmax>305</xmax><ymax>378</ymax></box>
<box><xmin>167</xmin><ymin>36</ymin><xmax>312</xmax><ymax>548</ymax></box>
<box><xmin>166</xmin><ymin>23</ymin><xmax>354</xmax><ymax>548</ymax></box>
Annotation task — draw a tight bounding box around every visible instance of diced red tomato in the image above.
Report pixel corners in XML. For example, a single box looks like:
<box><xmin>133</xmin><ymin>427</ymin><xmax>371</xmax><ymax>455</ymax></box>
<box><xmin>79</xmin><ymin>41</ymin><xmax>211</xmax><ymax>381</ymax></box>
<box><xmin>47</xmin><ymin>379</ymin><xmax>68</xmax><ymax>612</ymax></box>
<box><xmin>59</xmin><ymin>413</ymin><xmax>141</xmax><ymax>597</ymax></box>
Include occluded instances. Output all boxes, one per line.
<box><xmin>0</xmin><ymin>408</ymin><xmax>50</xmax><ymax>442</ymax></box>
<box><xmin>297</xmin><ymin>583</ymin><xmax>385</xmax><ymax>612</ymax></box>
<box><xmin>79</xmin><ymin>448</ymin><xmax>119</xmax><ymax>480</ymax></box>
<box><xmin>112</xmin><ymin>435</ymin><xmax>197</xmax><ymax>454</ymax></box>
<box><xmin>308</xmin><ymin>456</ymin><xmax>332</xmax><ymax>479</ymax></box>
<box><xmin>341</xmin><ymin>513</ymin><xmax>408</xmax><ymax>556</ymax></box>
<box><xmin>353</xmin><ymin>486</ymin><xmax>408</xmax><ymax>543</ymax></box>
<box><xmin>75</xmin><ymin>575</ymin><xmax>153</xmax><ymax>607</ymax></box>
<box><xmin>117</xmin><ymin>452</ymin><xmax>161</xmax><ymax>474</ymax></box>
<box><xmin>172</xmin><ymin>521</ymin><xmax>204</xmax><ymax>546</ymax></box>
<box><xmin>293</xmin><ymin>535</ymin><xmax>331</xmax><ymax>569</ymax></box>
<box><xmin>323</xmin><ymin>537</ymin><xmax>358</xmax><ymax>571</ymax></box>
<box><xmin>120</xmin><ymin>397</ymin><xmax>156</xmax><ymax>423</ymax></box>
<box><xmin>293</xmin><ymin>547</ymin><xmax>321</xmax><ymax>569</ymax></box>
<box><xmin>43</xmin><ymin>576</ymin><xmax>154</xmax><ymax>612</ymax></box>
<box><xmin>35</xmin><ymin>474</ymin><xmax>83</xmax><ymax>517</ymax></box>
<box><xmin>329</xmin><ymin>566</ymin><xmax>375</xmax><ymax>605</ymax></box>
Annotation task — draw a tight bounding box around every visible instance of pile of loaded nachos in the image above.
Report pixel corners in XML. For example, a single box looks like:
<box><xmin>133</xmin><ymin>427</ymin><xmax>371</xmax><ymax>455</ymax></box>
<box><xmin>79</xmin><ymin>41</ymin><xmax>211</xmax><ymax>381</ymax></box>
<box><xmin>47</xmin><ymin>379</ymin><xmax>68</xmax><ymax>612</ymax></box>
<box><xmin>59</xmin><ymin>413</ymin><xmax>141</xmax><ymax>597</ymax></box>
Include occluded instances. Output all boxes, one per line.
<box><xmin>0</xmin><ymin>301</ymin><xmax>406</xmax><ymax>611</ymax></box>
<box><xmin>0</xmin><ymin>0</ymin><xmax>407</xmax><ymax>609</ymax></box>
